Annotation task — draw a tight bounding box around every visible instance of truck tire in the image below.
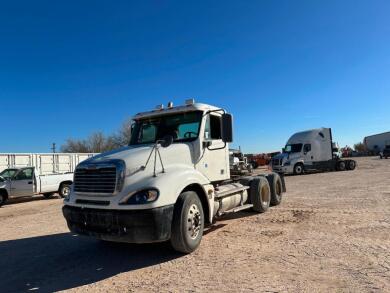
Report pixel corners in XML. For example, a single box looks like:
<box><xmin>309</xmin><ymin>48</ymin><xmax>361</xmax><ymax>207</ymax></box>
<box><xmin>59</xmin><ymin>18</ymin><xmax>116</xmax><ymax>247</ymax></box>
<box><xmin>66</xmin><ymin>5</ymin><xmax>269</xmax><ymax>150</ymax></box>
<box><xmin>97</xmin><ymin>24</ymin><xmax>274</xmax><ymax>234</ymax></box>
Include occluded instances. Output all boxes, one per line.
<box><xmin>0</xmin><ymin>192</ymin><xmax>7</xmax><ymax>207</ymax></box>
<box><xmin>293</xmin><ymin>163</ymin><xmax>304</xmax><ymax>175</ymax></box>
<box><xmin>266</xmin><ymin>173</ymin><xmax>283</xmax><ymax>206</ymax></box>
<box><xmin>239</xmin><ymin>176</ymin><xmax>254</xmax><ymax>186</ymax></box>
<box><xmin>250</xmin><ymin>177</ymin><xmax>271</xmax><ymax>213</ymax></box>
<box><xmin>337</xmin><ymin>161</ymin><xmax>346</xmax><ymax>171</ymax></box>
<box><xmin>59</xmin><ymin>183</ymin><xmax>71</xmax><ymax>198</ymax></box>
<box><xmin>251</xmin><ymin>161</ymin><xmax>259</xmax><ymax>169</ymax></box>
<box><xmin>170</xmin><ymin>191</ymin><xmax>204</xmax><ymax>254</ymax></box>
<box><xmin>346</xmin><ymin>160</ymin><xmax>356</xmax><ymax>171</ymax></box>
<box><xmin>43</xmin><ymin>193</ymin><xmax>55</xmax><ymax>199</ymax></box>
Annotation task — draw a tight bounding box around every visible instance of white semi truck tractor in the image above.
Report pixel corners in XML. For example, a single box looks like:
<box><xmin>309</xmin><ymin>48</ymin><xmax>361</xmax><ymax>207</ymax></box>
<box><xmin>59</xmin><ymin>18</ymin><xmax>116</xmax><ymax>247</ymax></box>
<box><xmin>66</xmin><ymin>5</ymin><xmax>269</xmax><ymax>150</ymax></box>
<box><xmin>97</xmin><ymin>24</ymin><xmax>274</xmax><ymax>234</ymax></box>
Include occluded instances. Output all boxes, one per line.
<box><xmin>271</xmin><ymin>127</ymin><xmax>357</xmax><ymax>175</ymax></box>
<box><xmin>62</xmin><ymin>100</ymin><xmax>286</xmax><ymax>253</ymax></box>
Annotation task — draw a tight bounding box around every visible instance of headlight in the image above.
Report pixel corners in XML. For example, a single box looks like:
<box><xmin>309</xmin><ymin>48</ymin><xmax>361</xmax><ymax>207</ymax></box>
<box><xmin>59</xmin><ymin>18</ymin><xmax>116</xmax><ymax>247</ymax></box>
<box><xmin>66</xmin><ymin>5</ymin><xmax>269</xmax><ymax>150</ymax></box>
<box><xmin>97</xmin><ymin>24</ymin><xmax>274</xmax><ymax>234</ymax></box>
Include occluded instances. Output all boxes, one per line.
<box><xmin>283</xmin><ymin>161</ymin><xmax>291</xmax><ymax>166</ymax></box>
<box><xmin>120</xmin><ymin>189</ymin><xmax>159</xmax><ymax>205</ymax></box>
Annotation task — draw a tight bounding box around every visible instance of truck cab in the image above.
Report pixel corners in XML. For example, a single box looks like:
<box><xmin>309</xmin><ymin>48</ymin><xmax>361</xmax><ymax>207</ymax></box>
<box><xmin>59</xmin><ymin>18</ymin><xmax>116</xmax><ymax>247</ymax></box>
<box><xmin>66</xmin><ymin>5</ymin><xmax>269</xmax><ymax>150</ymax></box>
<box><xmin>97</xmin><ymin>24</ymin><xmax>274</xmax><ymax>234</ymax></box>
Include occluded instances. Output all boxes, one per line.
<box><xmin>63</xmin><ymin>100</ymin><xmax>286</xmax><ymax>253</ymax></box>
<box><xmin>272</xmin><ymin>128</ymin><xmax>356</xmax><ymax>175</ymax></box>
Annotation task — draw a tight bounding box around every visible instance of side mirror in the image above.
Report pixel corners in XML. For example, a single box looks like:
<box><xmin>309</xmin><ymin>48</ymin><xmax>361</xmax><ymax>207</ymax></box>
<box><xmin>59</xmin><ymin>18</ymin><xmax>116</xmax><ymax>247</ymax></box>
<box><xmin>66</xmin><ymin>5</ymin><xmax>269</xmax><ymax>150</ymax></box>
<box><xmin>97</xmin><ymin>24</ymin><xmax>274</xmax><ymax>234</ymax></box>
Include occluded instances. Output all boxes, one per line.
<box><xmin>221</xmin><ymin>113</ymin><xmax>233</xmax><ymax>143</ymax></box>
<box><xmin>160</xmin><ymin>135</ymin><xmax>173</xmax><ymax>148</ymax></box>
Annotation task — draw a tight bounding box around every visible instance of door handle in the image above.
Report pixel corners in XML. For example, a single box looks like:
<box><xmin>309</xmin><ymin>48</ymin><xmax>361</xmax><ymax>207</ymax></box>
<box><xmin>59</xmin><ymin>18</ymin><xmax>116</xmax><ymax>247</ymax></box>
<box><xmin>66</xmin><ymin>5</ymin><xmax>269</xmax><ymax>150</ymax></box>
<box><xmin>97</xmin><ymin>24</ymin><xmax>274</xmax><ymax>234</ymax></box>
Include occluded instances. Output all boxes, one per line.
<box><xmin>28</xmin><ymin>181</ymin><xmax>33</xmax><ymax>184</ymax></box>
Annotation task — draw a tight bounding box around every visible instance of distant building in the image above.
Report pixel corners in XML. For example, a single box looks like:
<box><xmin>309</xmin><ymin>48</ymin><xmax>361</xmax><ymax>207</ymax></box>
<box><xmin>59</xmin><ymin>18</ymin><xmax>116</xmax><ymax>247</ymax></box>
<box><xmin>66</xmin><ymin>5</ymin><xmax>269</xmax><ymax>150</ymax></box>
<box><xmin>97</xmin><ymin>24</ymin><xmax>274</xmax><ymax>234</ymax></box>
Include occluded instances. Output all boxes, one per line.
<box><xmin>364</xmin><ymin>131</ymin><xmax>390</xmax><ymax>153</ymax></box>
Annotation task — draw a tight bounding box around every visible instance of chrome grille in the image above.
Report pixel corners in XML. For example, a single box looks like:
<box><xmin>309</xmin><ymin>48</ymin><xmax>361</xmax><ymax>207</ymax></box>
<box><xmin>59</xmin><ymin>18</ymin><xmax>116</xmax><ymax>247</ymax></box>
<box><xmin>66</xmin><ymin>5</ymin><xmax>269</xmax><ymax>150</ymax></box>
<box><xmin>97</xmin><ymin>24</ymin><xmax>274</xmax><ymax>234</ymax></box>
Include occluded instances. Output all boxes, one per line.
<box><xmin>272</xmin><ymin>158</ymin><xmax>281</xmax><ymax>166</ymax></box>
<box><xmin>74</xmin><ymin>166</ymin><xmax>117</xmax><ymax>194</ymax></box>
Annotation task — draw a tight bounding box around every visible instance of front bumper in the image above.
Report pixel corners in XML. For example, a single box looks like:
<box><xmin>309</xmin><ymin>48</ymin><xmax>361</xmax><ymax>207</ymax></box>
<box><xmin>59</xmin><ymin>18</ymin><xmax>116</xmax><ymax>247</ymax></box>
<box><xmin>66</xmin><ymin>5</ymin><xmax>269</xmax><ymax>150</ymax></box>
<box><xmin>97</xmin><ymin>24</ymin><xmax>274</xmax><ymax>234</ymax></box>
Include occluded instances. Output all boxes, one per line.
<box><xmin>272</xmin><ymin>165</ymin><xmax>292</xmax><ymax>174</ymax></box>
<box><xmin>62</xmin><ymin>204</ymin><xmax>174</xmax><ymax>243</ymax></box>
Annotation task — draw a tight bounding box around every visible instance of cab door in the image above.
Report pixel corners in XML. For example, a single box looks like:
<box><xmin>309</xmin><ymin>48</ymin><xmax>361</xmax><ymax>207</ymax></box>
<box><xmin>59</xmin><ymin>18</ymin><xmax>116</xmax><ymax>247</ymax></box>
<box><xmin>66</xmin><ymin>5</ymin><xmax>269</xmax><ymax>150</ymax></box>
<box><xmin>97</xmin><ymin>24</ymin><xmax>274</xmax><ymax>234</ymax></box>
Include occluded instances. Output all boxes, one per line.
<box><xmin>198</xmin><ymin>114</ymin><xmax>230</xmax><ymax>182</ymax></box>
<box><xmin>303</xmin><ymin>144</ymin><xmax>313</xmax><ymax>164</ymax></box>
<box><xmin>10</xmin><ymin>168</ymin><xmax>35</xmax><ymax>197</ymax></box>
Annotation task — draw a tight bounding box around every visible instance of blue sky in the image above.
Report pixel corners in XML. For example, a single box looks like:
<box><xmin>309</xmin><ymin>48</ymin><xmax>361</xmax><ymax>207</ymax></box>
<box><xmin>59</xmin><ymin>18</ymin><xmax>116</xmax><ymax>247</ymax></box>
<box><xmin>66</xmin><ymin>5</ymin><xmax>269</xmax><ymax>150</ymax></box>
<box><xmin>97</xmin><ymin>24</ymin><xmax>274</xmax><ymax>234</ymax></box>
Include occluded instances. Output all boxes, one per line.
<box><xmin>0</xmin><ymin>0</ymin><xmax>389</xmax><ymax>153</ymax></box>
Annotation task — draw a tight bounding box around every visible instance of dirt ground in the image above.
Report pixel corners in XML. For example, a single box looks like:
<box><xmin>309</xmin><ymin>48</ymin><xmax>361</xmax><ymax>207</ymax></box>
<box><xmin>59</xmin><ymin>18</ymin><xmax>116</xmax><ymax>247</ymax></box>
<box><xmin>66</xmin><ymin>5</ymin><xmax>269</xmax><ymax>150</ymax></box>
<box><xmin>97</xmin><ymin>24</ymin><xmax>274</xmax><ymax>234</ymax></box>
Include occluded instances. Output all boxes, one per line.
<box><xmin>0</xmin><ymin>157</ymin><xmax>389</xmax><ymax>293</ymax></box>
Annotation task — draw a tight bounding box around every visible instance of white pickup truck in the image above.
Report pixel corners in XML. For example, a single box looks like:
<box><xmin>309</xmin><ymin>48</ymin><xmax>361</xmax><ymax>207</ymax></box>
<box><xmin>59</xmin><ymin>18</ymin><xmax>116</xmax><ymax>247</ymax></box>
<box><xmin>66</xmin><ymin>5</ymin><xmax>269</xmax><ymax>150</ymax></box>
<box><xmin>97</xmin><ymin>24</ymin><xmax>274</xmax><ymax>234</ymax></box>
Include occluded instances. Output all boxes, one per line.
<box><xmin>63</xmin><ymin>100</ymin><xmax>286</xmax><ymax>253</ymax></box>
<box><xmin>0</xmin><ymin>153</ymin><xmax>95</xmax><ymax>206</ymax></box>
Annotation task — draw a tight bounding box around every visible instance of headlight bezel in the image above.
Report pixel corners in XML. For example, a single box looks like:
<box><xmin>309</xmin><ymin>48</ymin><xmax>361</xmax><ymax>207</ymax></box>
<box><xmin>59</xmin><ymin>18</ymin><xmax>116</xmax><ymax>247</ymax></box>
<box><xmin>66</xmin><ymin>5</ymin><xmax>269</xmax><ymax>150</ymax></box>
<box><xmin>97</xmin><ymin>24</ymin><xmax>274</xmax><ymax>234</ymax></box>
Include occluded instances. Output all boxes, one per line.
<box><xmin>119</xmin><ymin>188</ymin><xmax>160</xmax><ymax>205</ymax></box>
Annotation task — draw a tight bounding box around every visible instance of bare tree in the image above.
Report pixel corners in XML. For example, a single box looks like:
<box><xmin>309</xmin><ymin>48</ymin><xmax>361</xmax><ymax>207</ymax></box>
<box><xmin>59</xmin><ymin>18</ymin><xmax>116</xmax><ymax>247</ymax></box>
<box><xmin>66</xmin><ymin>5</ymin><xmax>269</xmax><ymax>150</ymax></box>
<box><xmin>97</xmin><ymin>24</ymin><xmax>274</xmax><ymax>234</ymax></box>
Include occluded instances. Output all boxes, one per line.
<box><xmin>354</xmin><ymin>142</ymin><xmax>367</xmax><ymax>153</ymax></box>
<box><xmin>61</xmin><ymin>119</ymin><xmax>132</xmax><ymax>153</ymax></box>
<box><xmin>108</xmin><ymin>119</ymin><xmax>132</xmax><ymax>149</ymax></box>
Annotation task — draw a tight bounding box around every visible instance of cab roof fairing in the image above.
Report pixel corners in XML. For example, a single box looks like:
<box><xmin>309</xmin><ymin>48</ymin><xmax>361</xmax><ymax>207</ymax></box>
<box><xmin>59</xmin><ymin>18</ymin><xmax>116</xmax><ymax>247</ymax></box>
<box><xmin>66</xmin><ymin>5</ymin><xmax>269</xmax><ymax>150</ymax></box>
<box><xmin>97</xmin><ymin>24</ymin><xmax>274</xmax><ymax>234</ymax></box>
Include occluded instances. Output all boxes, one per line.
<box><xmin>132</xmin><ymin>103</ymin><xmax>223</xmax><ymax>120</ymax></box>
<box><xmin>287</xmin><ymin>127</ymin><xmax>330</xmax><ymax>144</ymax></box>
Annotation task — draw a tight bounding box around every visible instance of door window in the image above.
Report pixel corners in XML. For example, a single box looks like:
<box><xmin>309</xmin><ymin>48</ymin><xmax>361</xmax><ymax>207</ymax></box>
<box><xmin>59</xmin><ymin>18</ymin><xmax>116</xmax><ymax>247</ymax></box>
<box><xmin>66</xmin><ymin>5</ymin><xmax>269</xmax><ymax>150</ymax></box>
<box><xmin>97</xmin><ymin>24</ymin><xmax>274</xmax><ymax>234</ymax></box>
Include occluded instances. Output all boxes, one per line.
<box><xmin>14</xmin><ymin>168</ymin><xmax>33</xmax><ymax>180</ymax></box>
<box><xmin>204</xmin><ymin>115</ymin><xmax>222</xmax><ymax>140</ymax></box>
<box><xmin>304</xmin><ymin>144</ymin><xmax>311</xmax><ymax>153</ymax></box>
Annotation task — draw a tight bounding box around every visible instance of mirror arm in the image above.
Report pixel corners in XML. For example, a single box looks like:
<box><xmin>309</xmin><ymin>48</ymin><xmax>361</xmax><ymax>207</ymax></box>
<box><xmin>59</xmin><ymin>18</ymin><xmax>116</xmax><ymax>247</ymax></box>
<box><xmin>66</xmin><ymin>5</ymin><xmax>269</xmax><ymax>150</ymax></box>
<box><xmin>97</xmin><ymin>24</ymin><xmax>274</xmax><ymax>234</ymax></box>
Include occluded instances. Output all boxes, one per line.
<box><xmin>207</xmin><ymin>142</ymin><xmax>227</xmax><ymax>151</ymax></box>
<box><xmin>203</xmin><ymin>108</ymin><xmax>226</xmax><ymax>117</ymax></box>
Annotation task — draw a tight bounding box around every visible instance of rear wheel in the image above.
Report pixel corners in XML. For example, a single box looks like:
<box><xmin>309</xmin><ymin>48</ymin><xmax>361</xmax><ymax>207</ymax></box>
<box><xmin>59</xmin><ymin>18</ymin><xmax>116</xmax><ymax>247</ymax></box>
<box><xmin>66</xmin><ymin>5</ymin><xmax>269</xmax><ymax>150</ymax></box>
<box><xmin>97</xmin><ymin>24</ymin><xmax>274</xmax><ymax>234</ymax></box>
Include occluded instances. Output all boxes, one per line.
<box><xmin>293</xmin><ymin>163</ymin><xmax>304</xmax><ymax>175</ymax></box>
<box><xmin>346</xmin><ymin>160</ymin><xmax>356</xmax><ymax>171</ymax></box>
<box><xmin>337</xmin><ymin>161</ymin><xmax>346</xmax><ymax>171</ymax></box>
<box><xmin>250</xmin><ymin>177</ymin><xmax>271</xmax><ymax>213</ymax></box>
<box><xmin>170</xmin><ymin>191</ymin><xmax>204</xmax><ymax>254</ymax></box>
<box><xmin>59</xmin><ymin>183</ymin><xmax>71</xmax><ymax>198</ymax></box>
<box><xmin>266</xmin><ymin>173</ymin><xmax>283</xmax><ymax>206</ymax></box>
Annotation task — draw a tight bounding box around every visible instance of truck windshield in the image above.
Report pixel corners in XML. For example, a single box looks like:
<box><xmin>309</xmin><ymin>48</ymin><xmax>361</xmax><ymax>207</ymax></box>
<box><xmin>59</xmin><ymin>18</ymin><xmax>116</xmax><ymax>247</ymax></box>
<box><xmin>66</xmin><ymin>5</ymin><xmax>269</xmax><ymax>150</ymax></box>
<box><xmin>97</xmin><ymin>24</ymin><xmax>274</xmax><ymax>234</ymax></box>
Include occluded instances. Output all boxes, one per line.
<box><xmin>284</xmin><ymin>143</ymin><xmax>303</xmax><ymax>153</ymax></box>
<box><xmin>130</xmin><ymin>111</ymin><xmax>203</xmax><ymax>145</ymax></box>
<box><xmin>0</xmin><ymin>169</ymin><xmax>18</xmax><ymax>179</ymax></box>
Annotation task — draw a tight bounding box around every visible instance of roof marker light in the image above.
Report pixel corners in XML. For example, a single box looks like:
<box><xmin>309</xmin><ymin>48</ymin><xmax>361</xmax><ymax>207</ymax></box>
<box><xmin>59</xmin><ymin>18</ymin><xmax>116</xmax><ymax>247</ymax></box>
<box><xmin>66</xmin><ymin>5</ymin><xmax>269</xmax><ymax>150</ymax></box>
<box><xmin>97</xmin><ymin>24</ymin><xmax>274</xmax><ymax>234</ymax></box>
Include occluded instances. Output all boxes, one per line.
<box><xmin>156</xmin><ymin>104</ymin><xmax>164</xmax><ymax>110</ymax></box>
<box><xmin>185</xmin><ymin>98</ymin><xmax>195</xmax><ymax>105</ymax></box>
<box><xmin>167</xmin><ymin>101</ymin><xmax>173</xmax><ymax>108</ymax></box>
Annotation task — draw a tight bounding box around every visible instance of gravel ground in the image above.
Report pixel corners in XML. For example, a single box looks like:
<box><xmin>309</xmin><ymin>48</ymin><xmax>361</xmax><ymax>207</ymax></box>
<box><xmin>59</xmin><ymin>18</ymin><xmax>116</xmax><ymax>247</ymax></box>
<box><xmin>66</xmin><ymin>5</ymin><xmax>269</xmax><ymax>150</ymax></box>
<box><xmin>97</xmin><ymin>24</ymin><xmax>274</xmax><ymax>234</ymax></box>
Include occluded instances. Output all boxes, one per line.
<box><xmin>0</xmin><ymin>157</ymin><xmax>389</xmax><ymax>293</ymax></box>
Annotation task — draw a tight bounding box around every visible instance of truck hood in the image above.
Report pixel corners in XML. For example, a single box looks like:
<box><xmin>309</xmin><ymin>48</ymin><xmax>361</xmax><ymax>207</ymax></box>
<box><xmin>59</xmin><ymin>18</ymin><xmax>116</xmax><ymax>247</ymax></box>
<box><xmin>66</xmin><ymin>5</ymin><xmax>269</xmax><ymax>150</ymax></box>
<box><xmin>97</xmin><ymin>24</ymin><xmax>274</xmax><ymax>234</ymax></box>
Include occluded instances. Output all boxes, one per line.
<box><xmin>82</xmin><ymin>144</ymin><xmax>194</xmax><ymax>174</ymax></box>
<box><xmin>274</xmin><ymin>152</ymin><xmax>301</xmax><ymax>162</ymax></box>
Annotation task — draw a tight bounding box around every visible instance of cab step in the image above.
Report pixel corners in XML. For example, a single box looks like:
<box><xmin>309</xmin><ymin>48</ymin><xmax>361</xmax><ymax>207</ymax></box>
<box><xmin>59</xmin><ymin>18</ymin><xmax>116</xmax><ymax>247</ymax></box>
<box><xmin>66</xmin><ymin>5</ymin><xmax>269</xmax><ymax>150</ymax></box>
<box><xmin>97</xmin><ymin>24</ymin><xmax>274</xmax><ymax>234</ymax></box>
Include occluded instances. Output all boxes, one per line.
<box><xmin>223</xmin><ymin>204</ymin><xmax>253</xmax><ymax>214</ymax></box>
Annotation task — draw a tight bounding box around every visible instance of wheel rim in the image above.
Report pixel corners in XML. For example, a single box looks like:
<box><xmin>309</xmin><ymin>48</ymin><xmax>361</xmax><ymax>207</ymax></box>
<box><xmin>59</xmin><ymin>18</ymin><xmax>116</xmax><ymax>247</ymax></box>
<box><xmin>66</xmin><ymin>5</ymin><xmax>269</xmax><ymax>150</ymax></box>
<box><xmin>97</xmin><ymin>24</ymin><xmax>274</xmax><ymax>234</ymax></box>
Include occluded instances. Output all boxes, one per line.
<box><xmin>62</xmin><ymin>186</ymin><xmax>71</xmax><ymax>197</ymax></box>
<box><xmin>350</xmin><ymin>161</ymin><xmax>355</xmax><ymax>168</ymax></box>
<box><xmin>340</xmin><ymin>162</ymin><xmax>345</xmax><ymax>169</ymax></box>
<box><xmin>187</xmin><ymin>204</ymin><xmax>202</xmax><ymax>239</ymax></box>
<box><xmin>296</xmin><ymin>165</ymin><xmax>302</xmax><ymax>174</ymax></box>
<box><xmin>261</xmin><ymin>185</ymin><xmax>270</xmax><ymax>206</ymax></box>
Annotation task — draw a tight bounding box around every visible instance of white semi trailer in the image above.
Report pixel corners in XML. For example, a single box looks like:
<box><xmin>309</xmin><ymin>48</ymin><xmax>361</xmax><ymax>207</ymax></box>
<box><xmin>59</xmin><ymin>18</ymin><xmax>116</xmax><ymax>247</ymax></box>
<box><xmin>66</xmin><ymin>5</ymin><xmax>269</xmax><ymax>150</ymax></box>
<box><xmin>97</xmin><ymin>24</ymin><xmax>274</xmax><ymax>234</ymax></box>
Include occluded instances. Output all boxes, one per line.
<box><xmin>0</xmin><ymin>153</ymin><xmax>95</xmax><ymax>206</ymax></box>
<box><xmin>271</xmin><ymin>128</ymin><xmax>357</xmax><ymax>175</ymax></box>
<box><xmin>62</xmin><ymin>100</ymin><xmax>286</xmax><ymax>253</ymax></box>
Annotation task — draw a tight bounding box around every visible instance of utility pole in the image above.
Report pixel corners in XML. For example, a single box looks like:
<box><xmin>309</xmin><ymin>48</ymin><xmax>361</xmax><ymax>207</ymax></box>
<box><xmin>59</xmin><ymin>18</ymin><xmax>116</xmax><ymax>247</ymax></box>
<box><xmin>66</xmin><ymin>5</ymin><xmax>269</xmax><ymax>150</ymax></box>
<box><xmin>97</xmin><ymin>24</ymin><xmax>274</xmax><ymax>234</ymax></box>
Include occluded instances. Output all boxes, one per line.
<box><xmin>51</xmin><ymin>143</ymin><xmax>56</xmax><ymax>153</ymax></box>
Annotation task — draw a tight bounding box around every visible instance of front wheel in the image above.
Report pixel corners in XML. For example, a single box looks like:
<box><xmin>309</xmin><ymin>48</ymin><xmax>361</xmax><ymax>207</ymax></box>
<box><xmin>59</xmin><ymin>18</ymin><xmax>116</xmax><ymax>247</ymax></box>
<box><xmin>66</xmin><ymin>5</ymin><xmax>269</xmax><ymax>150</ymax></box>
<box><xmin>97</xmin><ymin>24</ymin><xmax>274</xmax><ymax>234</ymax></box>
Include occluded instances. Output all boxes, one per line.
<box><xmin>293</xmin><ymin>163</ymin><xmax>304</xmax><ymax>175</ymax></box>
<box><xmin>170</xmin><ymin>191</ymin><xmax>204</xmax><ymax>254</ymax></box>
<box><xmin>0</xmin><ymin>193</ymin><xmax>7</xmax><ymax>207</ymax></box>
<box><xmin>59</xmin><ymin>183</ymin><xmax>71</xmax><ymax>198</ymax></box>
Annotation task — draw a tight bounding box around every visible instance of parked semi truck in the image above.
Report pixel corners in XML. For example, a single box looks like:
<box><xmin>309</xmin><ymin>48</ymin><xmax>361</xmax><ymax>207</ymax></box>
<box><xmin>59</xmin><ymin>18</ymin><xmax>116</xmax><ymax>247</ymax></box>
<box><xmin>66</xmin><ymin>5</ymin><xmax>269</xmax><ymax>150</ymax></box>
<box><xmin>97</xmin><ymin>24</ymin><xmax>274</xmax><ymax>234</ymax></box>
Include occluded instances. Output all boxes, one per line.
<box><xmin>62</xmin><ymin>100</ymin><xmax>286</xmax><ymax>253</ymax></box>
<box><xmin>272</xmin><ymin>128</ymin><xmax>357</xmax><ymax>175</ymax></box>
<box><xmin>0</xmin><ymin>153</ymin><xmax>95</xmax><ymax>206</ymax></box>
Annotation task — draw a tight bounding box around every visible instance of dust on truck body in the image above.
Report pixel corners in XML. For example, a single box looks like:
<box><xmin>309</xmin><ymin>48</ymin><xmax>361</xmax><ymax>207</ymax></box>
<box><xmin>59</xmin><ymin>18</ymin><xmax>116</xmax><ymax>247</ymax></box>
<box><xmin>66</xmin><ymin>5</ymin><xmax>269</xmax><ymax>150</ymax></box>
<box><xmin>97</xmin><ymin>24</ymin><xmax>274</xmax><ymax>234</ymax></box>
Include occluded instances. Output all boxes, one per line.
<box><xmin>272</xmin><ymin>127</ymin><xmax>357</xmax><ymax>175</ymax></box>
<box><xmin>62</xmin><ymin>100</ymin><xmax>286</xmax><ymax>253</ymax></box>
